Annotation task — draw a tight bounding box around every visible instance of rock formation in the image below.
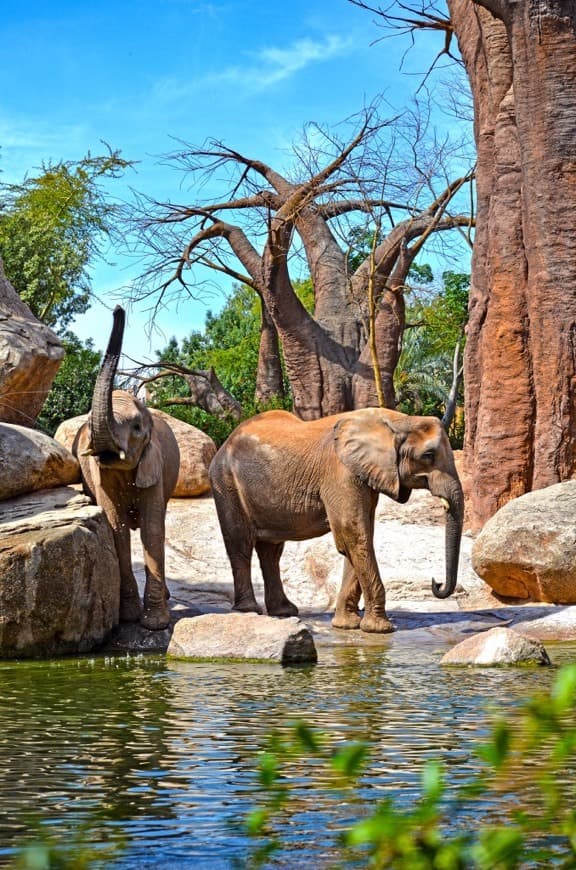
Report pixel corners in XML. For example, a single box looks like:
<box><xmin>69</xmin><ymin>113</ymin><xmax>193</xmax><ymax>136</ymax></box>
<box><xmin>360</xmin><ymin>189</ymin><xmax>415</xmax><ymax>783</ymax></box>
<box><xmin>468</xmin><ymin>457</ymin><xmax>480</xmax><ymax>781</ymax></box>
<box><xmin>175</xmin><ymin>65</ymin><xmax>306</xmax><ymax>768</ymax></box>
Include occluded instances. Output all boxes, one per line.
<box><xmin>168</xmin><ymin>612</ymin><xmax>317</xmax><ymax>664</ymax></box>
<box><xmin>441</xmin><ymin>626</ymin><xmax>551</xmax><ymax>667</ymax></box>
<box><xmin>147</xmin><ymin>410</ymin><xmax>216</xmax><ymax>496</ymax></box>
<box><xmin>0</xmin><ymin>423</ymin><xmax>80</xmax><ymax>500</ymax></box>
<box><xmin>0</xmin><ymin>487</ymin><xmax>120</xmax><ymax>658</ymax></box>
<box><xmin>0</xmin><ymin>259</ymin><xmax>64</xmax><ymax>427</ymax></box>
<box><xmin>472</xmin><ymin>482</ymin><xmax>576</xmax><ymax>604</ymax></box>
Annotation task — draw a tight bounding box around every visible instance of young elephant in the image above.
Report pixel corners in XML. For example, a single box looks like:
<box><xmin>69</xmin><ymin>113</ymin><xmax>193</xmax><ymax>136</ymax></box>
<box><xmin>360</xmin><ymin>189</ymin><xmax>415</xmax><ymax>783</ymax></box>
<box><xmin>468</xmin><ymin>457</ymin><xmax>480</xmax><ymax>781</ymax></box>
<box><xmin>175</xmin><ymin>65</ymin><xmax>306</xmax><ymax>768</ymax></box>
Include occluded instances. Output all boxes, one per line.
<box><xmin>74</xmin><ymin>306</ymin><xmax>180</xmax><ymax>630</ymax></box>
<box><xmin>209</xmin><ymin>408</ymin><xmax>464</xmax><ymax>633</ymax></box>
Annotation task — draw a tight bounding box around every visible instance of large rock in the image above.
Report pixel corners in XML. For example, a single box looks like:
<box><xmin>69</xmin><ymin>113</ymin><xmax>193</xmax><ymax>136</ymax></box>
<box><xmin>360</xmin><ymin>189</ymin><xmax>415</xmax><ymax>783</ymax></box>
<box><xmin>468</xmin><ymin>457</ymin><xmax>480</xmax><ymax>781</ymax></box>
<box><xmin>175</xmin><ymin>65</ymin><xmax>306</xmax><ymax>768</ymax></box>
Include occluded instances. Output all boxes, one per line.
<box><xmin>472</xmin><ymin>481</ymin><xmax>576</xmax><ymax>603</ymax></box>
<box><xmin>55</xmin><ymin>410</ymin><xmax>216</xmax><ymax>497</ymax></box>
<box><xmin>0</xmin><ymin>423</ymin><xmax>80</xmax><ymax>500</ymax></box>
<box><xmin>0</xmin><ymin>260</ymin><xmax>64</xmax><ymax>426</ymax></box>
<box><xmin>0</xmin><ymin>487</ymin><xmax>120</xmax><ymax>658</ymax></box>
<box><xmin>441</xmin><ymin>627</ymin><xmax>551</xmax><ymax>667</ymax></box>
<box><xmin>167</xmin><ymin>613</ymin><xmax>318</xmax><ymax>664</ymax></box>
<box><xmin>152</xmin><ymin>410</ymin><xmax>216</xmax><ymax>496</ymax></box>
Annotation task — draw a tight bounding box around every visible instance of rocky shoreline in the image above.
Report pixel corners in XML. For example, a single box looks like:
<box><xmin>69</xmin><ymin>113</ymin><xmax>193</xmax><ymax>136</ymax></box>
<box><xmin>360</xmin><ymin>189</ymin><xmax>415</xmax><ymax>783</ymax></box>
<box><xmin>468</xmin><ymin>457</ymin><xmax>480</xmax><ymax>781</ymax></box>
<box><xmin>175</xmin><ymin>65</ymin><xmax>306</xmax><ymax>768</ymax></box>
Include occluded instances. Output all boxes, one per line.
<box><xmin>114</xmin><ymin>490</ymin><xmax>576</xmax><ymax>660</ymax></box>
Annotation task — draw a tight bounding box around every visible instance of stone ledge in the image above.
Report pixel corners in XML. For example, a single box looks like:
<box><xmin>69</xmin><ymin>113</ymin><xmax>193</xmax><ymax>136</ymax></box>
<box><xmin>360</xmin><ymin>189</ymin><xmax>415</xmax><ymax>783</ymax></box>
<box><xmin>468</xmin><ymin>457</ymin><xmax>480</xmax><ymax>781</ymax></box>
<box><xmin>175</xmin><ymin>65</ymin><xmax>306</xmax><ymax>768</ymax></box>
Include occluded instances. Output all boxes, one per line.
<box><xmin>0</xmin><ymin>486</ymin><xmax>120</xmax><ymax>658</ymax></box>
<box><xmin>167</xmin><ymin>612</ymin><xmax>318</xmax><ymax>664</ymax></box>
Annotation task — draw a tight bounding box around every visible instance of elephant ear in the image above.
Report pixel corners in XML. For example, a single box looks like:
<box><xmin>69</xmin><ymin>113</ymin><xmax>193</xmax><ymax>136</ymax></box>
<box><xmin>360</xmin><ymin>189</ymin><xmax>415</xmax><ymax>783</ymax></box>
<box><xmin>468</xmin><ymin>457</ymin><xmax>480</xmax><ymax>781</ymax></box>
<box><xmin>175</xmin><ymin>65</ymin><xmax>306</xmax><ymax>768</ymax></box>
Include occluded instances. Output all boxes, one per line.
<box><xmin>135</xmin><ymin>437</ymin><xmax>162</xmax><ymax>489</ymax></box>
<box><xmin>333</xmin><ymin>410</ymin><xmax>400</xmax><ymax>499</ymax></box>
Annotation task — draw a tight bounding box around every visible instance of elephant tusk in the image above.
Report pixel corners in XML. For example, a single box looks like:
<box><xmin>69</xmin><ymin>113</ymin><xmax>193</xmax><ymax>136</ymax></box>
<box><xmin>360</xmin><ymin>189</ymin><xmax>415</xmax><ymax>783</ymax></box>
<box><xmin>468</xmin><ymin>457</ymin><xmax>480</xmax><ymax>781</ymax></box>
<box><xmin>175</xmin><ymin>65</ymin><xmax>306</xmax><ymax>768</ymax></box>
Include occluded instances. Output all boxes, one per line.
<box><xmin>119</xmin><ymin>450</ymin><xmax>126</xmax><ymax>461</ymax></box>
<box><xmin>440</xmin><ymin>497</ymin><xmax>450</xmax><ymax>512</ymax></box>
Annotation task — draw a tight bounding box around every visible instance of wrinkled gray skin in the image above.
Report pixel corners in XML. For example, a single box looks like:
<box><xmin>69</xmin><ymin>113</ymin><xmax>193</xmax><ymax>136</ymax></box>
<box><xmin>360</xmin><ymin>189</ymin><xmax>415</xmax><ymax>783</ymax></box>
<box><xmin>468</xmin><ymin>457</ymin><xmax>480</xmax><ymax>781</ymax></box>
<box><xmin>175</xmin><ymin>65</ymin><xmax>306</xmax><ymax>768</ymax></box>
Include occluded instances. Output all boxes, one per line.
<box><xmin>74</xmin><ymin>307</ymin><xmax>180</xmax><ymax>630</ymax></box>
<box><xmin>209</xmin><ymin>408</ymin><xmax>464</xmax><ymax>633</ymax></box>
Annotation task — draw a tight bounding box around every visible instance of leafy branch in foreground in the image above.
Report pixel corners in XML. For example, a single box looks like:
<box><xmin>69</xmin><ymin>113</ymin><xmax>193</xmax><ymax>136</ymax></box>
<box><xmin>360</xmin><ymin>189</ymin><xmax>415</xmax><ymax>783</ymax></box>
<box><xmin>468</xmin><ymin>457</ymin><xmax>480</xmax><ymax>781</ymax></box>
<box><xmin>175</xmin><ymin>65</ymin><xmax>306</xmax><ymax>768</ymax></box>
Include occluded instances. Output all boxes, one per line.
<box><xmin>245</xmin><ymin>664</ymin><xmax>576</xmax><ymax>868</ymax></box>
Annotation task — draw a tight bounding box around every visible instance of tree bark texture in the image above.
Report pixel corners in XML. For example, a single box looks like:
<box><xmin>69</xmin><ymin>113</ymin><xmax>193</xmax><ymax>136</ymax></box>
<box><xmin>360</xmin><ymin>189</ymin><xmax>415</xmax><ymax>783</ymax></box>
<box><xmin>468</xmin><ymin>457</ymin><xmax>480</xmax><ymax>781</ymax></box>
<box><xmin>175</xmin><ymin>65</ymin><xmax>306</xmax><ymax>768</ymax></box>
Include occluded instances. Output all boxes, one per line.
<box><xmin>152</xmin><ymin>132</ymin><xmax>471</xmax><ymax>421</ymax></box>
<box><xmin>449</xmin><ymin>0</ymin><xmax>576</xmax><ymax>527</ymax></box>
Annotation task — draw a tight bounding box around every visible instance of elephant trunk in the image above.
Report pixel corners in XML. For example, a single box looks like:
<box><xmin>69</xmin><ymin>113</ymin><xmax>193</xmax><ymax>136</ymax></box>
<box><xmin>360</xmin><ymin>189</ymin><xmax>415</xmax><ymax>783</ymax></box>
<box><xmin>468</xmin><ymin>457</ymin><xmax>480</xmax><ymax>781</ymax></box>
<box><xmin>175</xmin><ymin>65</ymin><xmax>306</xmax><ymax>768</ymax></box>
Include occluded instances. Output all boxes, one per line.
<box><xmin>89</xmin><ymin>306</ymin><xmax>125</xmax><ymax>456</ymax></box>
<box><xmin>430</xmin><ymin>474</ymin><xmax>464</xmax><ymax>600</ymax></box>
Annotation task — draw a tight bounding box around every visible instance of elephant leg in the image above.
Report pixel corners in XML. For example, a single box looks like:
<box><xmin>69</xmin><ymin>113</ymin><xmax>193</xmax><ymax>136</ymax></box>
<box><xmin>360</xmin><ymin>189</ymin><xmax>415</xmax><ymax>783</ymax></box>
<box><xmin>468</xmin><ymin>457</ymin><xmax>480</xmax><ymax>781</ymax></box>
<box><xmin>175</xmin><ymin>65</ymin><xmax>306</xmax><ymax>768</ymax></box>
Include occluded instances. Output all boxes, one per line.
<box><xmin>349</xmin><ymin>541</ymin><xmax>393</xmax><ymax>634</ymax></box>
<box><xmin>329</xmin><ymin>500</ymin><xmax>393</xmax><ymax>634</ymax></box>
<box><xmin>112</xmin><ymin>524</ymin><xmax>143</xmax><ymax>624</ymax></box>
<box><xmin>228</xmin><ymin>545</ymin><xmax>262</xmax><ymax>614</ymax></box>
<box><xmin>332</xmin><ymin>558</ymin><xmax>362</xmax><ymax>630</ymax></box>
<box><xmin>140</xmin><ymin>507</ymin><xmax>171</xmax><ymax>631</ymax></box>
<box><xmin>256</xmin><ymin>541</ymin><xmax>298</xmax><ymax>618</ymax></box>
<box><xmin>212</xmin><ymin>496</ymin><xmax>262</xmax><ymax>614</ymax></box>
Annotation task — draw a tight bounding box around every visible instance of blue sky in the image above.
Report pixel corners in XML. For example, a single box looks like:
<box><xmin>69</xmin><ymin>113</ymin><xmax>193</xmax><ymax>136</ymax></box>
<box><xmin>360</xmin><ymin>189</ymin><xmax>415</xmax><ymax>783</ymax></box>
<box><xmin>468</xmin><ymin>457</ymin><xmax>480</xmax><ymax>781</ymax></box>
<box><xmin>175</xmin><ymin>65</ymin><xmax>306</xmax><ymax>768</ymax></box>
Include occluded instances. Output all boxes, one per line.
<box><xmin>1</xmin><ymin>0</ymin><xmax>456</xmax><ymax>360</ymax></box>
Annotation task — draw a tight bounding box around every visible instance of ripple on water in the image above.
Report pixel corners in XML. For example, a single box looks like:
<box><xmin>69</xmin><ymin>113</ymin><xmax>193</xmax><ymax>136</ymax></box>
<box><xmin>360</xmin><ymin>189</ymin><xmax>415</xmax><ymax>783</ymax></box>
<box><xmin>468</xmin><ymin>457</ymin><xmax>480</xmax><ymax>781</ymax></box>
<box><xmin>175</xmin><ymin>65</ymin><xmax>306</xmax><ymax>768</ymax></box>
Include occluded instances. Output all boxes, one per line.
<box><xmin>0</xmin><ymin>642</ymin><xmax>575</xmax><ymax>866</ymax></box>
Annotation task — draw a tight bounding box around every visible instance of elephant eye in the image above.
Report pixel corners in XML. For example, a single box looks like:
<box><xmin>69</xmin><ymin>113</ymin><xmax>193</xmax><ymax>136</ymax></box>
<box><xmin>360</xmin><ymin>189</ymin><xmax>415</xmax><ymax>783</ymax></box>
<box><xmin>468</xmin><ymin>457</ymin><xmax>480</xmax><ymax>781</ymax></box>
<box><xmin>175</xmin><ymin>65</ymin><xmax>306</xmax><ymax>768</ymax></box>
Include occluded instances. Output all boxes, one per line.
<box><xmin>421</xmin><ymin>449</ymin><xmax>435</xmax><ymax>463</ymax></box>
<box><xmin>133</xmin><ymin>421</ymin><xmax>142</xmax><ymax>432</ymax></box>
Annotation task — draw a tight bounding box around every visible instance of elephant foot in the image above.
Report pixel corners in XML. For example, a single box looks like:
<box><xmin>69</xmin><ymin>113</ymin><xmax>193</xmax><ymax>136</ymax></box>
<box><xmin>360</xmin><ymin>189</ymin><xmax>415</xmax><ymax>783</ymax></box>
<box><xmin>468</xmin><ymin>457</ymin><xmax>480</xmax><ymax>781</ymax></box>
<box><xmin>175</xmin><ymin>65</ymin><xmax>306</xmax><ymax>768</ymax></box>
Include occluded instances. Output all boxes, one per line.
<box><xmin>233</xmin><ymin>597</ymin><xmax>263</xmax><ymax>615</ymax></box>
<box><xmin>120</xmin><ymin>595</ymin><xmax>143</xmax><ymax>623</ymax></box>
<box><xmin>267</xmin><ymin>600</ymin><xmax>299</xmax><ymax>618</ymax></box>
<box><xmin>332</xmin><ymin>611</ymin><xmax>362</xmax><ymax>630</ymax></box>
<box><xmin>360</xmin><ymin>614</ymin><xmax>395</xmax><ymax>634</ymax></box>
<box><xmin>141</xmin><ymin>600</ymin><xmax>171</xmax><ymax>631</ymax></box>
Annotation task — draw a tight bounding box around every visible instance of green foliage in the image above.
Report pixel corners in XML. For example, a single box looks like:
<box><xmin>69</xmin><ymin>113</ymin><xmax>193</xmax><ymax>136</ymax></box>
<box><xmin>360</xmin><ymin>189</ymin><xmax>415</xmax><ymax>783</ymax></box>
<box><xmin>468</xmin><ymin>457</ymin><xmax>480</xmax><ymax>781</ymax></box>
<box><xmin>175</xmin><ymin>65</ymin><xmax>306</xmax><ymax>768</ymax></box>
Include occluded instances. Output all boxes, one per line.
<box><xmin>0</xmin><ymin>147</ymin><xmax>130</xmax><ymax>330</ymax></box>
<box><xmin>36</xmin><ymin>333</ymin><xmax>101</xmax><ymax>436</ymax></box>
<box><xmin>408</xmin><ymin>262</ymin><xmax>434</xmax><ymax>286</ymax></box>
<box><xmin>396</xmin><ymin>269</ymin><xmax>469</xmax><ymax>445</ymax></box>
<box><xmin>11</xmin><ymin>815</ymin><xmax>124</xmax><ymax>869</ymax></box>
<box><xmin>345</xmin><ymin>226</ymin><xmax>387</xmax><ymax>273</ymax></box>
<box><xmin>244</xmin><ymin>664</ymin><xmax>576</xmax><ymax>868</ymax></box>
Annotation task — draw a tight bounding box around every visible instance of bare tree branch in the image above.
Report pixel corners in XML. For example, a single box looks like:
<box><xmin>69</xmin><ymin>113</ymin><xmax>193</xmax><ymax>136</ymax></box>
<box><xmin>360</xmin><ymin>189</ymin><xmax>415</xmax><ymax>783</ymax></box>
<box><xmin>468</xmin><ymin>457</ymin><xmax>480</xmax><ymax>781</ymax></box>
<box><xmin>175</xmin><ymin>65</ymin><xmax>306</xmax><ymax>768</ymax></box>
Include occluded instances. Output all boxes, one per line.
<box><xmin>121</xmin><ymin>361</ymin><xmax>243</xmax><ymax>420</ymax></box>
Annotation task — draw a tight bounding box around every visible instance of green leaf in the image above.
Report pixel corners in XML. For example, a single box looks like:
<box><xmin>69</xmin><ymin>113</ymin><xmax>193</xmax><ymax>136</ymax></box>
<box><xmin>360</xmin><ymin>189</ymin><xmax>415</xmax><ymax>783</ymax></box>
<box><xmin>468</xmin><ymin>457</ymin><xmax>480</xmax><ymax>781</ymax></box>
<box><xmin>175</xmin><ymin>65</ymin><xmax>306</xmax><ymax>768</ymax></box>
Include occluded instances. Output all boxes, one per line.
<box><xmin>330</xmin><ymin>742</ymin><xmax>369</xmax><ymax>779</ymax></box>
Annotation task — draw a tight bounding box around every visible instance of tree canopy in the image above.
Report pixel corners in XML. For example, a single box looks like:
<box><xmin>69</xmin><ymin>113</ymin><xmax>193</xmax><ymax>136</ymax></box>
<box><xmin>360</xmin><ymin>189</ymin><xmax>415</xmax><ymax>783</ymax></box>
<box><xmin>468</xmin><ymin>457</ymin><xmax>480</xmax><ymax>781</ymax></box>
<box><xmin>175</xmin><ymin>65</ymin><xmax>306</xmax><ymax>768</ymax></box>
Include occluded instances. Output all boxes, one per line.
<box><xmin>37</xmin><ymin>333</ymin><xmax>101</xmax><ymax>436</ymax></box>
<box><xmin>0</xmin><ymin>147</ymin><xmax>130</xmax><ymax>331</ymax></box>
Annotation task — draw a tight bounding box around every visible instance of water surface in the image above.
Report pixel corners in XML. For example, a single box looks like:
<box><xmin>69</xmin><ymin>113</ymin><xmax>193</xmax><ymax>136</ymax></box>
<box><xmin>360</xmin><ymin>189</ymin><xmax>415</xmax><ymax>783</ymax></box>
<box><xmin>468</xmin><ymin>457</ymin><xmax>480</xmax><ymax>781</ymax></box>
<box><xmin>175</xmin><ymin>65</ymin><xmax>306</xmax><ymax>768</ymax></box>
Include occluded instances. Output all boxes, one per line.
<box><xmin>1</xmin><ymin>625</ymin><xmax>575</xmax><ymax>867</ymax></box>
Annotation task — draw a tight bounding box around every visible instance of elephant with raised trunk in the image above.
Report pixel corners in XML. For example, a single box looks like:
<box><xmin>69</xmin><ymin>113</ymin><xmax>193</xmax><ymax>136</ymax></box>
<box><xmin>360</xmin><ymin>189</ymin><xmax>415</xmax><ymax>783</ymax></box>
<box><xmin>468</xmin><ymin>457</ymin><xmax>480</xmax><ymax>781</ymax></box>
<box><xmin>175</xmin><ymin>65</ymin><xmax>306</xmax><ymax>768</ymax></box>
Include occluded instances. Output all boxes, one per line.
<box><xmin>209</xmin><ymin>408</ymin><xmax>464</xmax><ymax>633</ymax></box>
<box><xmin>74</xmin><ymin>306</ymin><xmax>180</xmax><ymax>630</ymax></box>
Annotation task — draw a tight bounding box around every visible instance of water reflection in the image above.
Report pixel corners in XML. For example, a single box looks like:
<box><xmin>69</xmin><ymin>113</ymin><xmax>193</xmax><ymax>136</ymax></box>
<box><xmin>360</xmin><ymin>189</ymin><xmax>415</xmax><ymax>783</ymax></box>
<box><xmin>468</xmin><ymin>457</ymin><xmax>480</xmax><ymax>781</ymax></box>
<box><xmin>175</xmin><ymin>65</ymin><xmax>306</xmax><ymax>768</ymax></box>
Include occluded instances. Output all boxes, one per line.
<box><xmin>0</xmin><ymin>638</ymin><xmax>574</xmax><ymax>867</ymax></box>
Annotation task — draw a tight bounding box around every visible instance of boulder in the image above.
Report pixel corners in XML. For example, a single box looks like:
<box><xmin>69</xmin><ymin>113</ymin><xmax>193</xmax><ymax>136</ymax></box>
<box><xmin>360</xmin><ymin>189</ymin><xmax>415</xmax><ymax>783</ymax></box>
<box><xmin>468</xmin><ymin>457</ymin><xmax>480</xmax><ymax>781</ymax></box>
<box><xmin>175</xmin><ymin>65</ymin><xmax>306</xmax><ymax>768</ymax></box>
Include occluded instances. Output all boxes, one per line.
<box><xmin>55</xmin><ymin>410</ymin><xmax>216</xmax><ymax>498</ymax></box>
<box><xmin>167</xmin><ymin>613</ymin><xmax>318</xmax><ymax>664</ymax></box>
<box><xmin>152</xmin><ymin>410</ymin><xmax>216</xmax><ymax>496</ymax></box>
<box><xmin>472</xmin><ymin>481</ymin><xmax>576</xmax><ymax>603</ymax></box>
<box><xmin>0</xmin><ymin>261</ymin><xmax>64</xmax><ymax>426</ymax></box>
<box><xmin>0</xmin><ymin>486</ymin><xmax>120</xmax><ymax>658</ymax></box>
<box><xmin>441</xmin><ymin>626</ymin><xmax>551</xmax><ymax>667</ymax></box>
<box><xmin>0</xmin><ymin>423</ymin><xmax>80</xmax><ymax>501</ymax></box>
<box><xmin>53</xmin><ymin>414</ymin><xmax>87</xmax><ymax>452</ymax></box>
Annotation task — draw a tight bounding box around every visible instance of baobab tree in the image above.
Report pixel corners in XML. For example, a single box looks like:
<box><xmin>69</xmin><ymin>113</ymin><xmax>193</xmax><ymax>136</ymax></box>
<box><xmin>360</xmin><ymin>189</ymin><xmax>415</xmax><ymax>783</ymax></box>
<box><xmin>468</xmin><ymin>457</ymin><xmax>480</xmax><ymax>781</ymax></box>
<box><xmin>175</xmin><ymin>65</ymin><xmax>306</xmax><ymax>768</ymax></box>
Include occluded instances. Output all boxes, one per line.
<box><xmin>450</xmin><ymin>0</ymin><xmax>576</xmax><ymax>527</ymax></box>
<box><xmin>352</xmin><ymin>0</ymin><xmax>576</xmax><ymax>528</ymax></box>
<box><xmin>132</xmin><ymin>106</ymin><xmax>473</xmax><ymax>418</ymax></box>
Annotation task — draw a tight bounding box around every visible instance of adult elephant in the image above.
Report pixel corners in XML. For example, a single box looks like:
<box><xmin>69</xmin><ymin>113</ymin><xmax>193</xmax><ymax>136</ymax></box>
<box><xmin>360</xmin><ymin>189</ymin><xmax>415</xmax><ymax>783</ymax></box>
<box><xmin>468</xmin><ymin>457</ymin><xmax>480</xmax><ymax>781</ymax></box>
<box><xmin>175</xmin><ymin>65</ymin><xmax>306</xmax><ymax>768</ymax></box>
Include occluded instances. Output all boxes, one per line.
<box><xmin>209</xmin><ymin>408</ymin><xmax>464</xmax><ymax>633</ymax></box>
<box><xmin>74</xmin><ymin>306</ymin><xmax>180</xmax><ymax>630</ymax></box>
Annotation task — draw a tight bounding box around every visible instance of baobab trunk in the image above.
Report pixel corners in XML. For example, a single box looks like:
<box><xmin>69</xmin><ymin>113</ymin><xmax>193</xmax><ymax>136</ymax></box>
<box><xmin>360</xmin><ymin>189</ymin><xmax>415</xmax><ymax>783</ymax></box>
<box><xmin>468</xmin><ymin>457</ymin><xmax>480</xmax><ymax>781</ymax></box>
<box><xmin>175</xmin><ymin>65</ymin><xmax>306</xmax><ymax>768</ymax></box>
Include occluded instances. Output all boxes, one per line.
<box><xmin>449</xmin><ymin>0</ymin><xmax>576</xmax><ymax>527</ymax></box>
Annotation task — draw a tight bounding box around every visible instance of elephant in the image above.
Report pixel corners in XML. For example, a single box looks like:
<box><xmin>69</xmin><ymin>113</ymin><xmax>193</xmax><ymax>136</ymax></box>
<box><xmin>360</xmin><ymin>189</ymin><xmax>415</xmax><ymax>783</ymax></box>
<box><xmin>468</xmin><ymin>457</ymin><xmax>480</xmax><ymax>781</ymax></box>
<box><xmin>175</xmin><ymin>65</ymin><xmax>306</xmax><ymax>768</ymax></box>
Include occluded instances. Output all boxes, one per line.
<box><xmin>73</xmin><ymin>306</ymin><xmax>180</xmax><ymax>630</ymax></box>
<box><xmin>209</xmin><ymin>407</ymin><xmax>464</xmax><ymax>633</ymax></box>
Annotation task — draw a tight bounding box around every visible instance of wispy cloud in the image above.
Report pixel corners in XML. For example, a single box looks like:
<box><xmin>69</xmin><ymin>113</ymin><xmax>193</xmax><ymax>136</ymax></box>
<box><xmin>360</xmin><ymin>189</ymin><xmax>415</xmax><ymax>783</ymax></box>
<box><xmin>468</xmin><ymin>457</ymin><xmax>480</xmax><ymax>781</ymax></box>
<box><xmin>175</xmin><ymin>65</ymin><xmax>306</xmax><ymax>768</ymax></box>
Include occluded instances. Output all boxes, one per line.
<box><xmin>151</xmin><ymin>33</ymin><xmax>356</xmax><ymax>103</ymax></box>
<box><xmin>238</xmin><ymin>34</ymin><xmax>356</xmax><ymax>88</ymax></box>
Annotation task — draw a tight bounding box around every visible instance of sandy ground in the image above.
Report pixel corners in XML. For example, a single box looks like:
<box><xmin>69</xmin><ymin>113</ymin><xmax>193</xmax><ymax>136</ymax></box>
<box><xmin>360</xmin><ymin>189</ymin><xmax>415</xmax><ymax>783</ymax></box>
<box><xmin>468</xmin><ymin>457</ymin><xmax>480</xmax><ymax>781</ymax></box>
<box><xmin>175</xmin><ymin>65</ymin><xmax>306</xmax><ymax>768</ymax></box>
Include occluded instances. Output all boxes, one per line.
<box><xmin>126</xmin><ymin>490</ymin><xmax>576</xmax><ymax>651</ymax></box>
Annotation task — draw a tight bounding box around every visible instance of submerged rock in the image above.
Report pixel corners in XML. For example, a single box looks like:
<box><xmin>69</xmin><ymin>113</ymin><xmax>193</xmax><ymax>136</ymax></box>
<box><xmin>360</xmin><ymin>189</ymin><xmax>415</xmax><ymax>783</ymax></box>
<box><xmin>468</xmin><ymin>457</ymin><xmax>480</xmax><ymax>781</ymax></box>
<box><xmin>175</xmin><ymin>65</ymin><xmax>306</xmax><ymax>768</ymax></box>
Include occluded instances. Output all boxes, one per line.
<box><xmin>167</xmin><ymin>612</ymin><xmax>318</xmax><ymax>664</ymax></box>
<box><xmin>440</xmin><ymin>626</ymin><xmax>551</xmax><ymax>667</ymax></box>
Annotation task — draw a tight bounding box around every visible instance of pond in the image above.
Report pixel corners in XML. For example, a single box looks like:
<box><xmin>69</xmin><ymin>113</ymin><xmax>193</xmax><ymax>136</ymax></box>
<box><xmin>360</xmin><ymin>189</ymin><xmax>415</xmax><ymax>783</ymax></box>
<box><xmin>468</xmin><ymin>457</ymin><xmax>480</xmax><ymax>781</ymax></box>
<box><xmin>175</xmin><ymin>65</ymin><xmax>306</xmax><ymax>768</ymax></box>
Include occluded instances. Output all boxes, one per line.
<box><xmin>1</xmin><ymin>624</ymin><xmax>575</xmax><ymax>868</ymax></box>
